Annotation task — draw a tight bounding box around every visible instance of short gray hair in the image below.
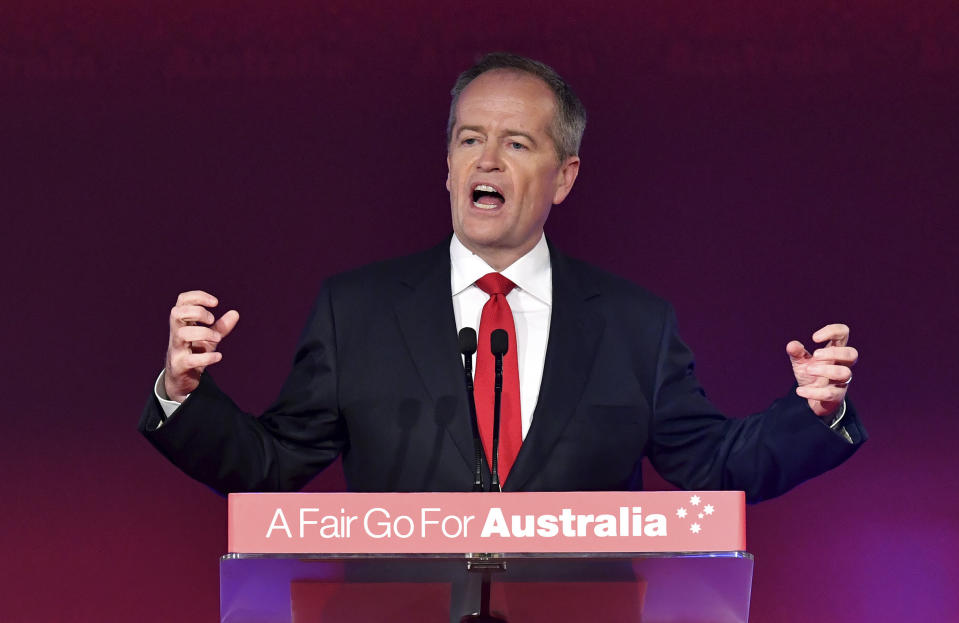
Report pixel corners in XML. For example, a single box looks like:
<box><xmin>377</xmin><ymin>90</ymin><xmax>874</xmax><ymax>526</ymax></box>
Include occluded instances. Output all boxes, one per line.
<box><xmin>447</xmin><ymin>52</ymin><xmax>587</xmax><ymax>161</ymax></box>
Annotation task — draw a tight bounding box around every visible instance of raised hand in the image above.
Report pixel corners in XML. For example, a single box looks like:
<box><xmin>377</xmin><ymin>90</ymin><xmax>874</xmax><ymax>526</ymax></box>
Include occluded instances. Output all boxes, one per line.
<box><xmin>164</xmin><ymin>290</ymin><xmax>239</xmax><ymax>402</ymax></box>
<box><xmin>786</xmin><ymin>323</ymin><xmax>858</xmax><ymax>418</ymax></box>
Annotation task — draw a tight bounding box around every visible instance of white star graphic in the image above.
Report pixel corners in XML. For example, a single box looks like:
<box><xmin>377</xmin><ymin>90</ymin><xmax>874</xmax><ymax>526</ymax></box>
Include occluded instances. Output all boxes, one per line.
<box><xmin>690</xmin><ymin>495</ymin><xmax>701</xmax><ymax>506</ymax></box>
<box><xmin>698</xmin><ymin>513</ymin><xmax>704</xmax><ymax>519</ymax></box>
<box><xmin>676</xmin><ymin>507</ymin><xmax>687</xmax><ymax>518</ymax></box>
<box><xmin>690</xmin><ymin>523</ymin><xmax>701</xmax><ymax>534</ymax></box>
<box><xmin>704</xmin><ymin>504</ymin><xmax>714</xmax><ymax>515</ymax></box>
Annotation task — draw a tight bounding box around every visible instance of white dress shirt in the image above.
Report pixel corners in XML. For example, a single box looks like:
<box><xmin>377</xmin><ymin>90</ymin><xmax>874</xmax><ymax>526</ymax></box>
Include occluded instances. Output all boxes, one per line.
<box><xmin>450</xmin><ymin>233</ymin><xmax>552</xmax><ymax>441</ymax></box>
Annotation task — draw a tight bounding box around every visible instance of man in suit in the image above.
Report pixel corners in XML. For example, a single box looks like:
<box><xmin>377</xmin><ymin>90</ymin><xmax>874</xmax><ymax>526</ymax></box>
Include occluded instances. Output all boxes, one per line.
<box><xmin>140</xmin><ymin>53</ymin><xmax>864</xmax><ymax>500</ymax></box>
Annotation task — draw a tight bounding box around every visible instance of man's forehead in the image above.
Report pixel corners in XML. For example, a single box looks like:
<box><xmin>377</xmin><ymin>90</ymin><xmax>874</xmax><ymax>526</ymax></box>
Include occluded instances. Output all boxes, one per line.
<box><xmin>454</xmin><ymin>70</ymin><xmax>557</xmax><ymax>126</ymax></box>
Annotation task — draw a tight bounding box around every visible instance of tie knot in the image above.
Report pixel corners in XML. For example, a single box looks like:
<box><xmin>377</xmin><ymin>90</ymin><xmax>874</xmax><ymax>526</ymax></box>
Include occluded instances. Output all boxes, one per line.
<box><xmin>475</xmin><ymin>272</ymin><xmax>516</xmax><ymax>296</ymax></box>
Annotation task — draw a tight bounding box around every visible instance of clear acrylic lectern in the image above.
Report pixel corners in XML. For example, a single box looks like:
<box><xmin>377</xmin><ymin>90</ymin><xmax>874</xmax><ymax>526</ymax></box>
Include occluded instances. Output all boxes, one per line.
<box><xmin>220</xmin><ymin>550</ymin><xmax>753</xmax><ymax>622</ymax></box>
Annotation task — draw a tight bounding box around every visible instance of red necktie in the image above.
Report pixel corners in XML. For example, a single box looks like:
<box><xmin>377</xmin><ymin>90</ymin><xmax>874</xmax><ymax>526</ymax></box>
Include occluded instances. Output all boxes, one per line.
<box><xmin>473</xmin><ymin>272</ymin><xmax>522</xmax><ymax>486</ymax></box>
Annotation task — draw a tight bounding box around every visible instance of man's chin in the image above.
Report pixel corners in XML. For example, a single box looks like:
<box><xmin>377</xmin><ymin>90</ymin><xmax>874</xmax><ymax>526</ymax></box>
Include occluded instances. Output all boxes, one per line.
<box><xmin>456</xmin><ymin>214</ymin><xmax>509</xmax><ymax>246</ymax></box>
<box><xmin>455</xmin><ymin>234</ymin><xmax>501</xmax><ymax>256</ymax></box>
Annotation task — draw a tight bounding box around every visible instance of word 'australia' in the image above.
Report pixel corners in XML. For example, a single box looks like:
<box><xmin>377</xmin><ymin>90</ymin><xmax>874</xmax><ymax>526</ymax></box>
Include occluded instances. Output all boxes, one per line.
<box><xmin>481</xmin><ymin>506</ymin><xmax>666</xmax><ymax>538</ymax></box>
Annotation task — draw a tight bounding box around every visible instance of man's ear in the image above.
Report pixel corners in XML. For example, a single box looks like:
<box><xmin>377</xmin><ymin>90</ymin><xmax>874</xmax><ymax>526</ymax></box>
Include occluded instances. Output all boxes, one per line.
<box><xmin>552</xmin><ymin>156</ymin><xmax>580</xmax><ymax>205</ymax></box>
<box><xmin>446</xmin><ymin>153</ymin><xmax>451</xmax><ymax>192</ymax></box>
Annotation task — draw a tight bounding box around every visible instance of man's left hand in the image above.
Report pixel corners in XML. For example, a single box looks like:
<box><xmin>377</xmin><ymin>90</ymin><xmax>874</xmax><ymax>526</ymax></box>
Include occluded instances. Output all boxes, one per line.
<box><xmin>786</xmin><ymin>323</ymin><xmax>858</xmax><ymax>417</ymax></box>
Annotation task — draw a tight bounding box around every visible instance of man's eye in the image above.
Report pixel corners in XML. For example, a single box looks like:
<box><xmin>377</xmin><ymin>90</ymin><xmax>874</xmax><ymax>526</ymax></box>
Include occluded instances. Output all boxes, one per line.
<box><xmin>510</xmin><ymin>142</ymin><xmax>527</xmax><ymax>150</ymax></box>
<box><xmin>462</xmin><ymin>138</ymin><xmax>478</xmax><ymax>145</ymax></box>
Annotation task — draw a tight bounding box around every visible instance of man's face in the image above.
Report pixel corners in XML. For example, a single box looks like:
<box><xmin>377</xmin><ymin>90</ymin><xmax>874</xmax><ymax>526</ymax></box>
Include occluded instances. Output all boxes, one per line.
<box><xmin>447</xmin><ymin>70</ymin><xmax>579</xmax><ymax>267</ymax></box>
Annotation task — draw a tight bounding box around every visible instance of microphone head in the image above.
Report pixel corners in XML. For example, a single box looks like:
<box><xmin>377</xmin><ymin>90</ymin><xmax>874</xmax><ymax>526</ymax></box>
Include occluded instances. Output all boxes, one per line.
<box><xmin>490</xmin><ymin>329</ymin><xmax>509</xmax><ymax>356</ymax></box>
<box><xmin>458</xmin><ymin>327</ymin><xmax>477</xmax><ymax>355</ymax></box>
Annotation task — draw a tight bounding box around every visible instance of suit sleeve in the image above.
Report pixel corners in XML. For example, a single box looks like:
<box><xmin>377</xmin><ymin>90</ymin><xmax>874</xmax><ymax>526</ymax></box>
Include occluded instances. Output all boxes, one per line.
<box><xmin>138</xmin><ymin>283</ymin><xmax>347</xmax><ymax>494</ymax></box>
<box><xmin>645</xmin><ymin>304</ymin><xmax>867</xmax><ymax>503</ymax></box>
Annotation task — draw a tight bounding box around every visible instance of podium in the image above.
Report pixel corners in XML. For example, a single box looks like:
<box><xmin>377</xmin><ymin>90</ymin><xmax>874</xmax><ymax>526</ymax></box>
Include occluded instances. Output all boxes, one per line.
<box><xmin>221</xmin><ymin>491</ymin><xmax>753</xmax><ymax>622</ymax></box>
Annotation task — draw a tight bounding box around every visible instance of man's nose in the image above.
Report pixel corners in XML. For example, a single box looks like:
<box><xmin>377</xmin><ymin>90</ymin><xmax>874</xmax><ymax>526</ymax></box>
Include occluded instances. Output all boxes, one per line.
<box><xmin>476</xmin><ymin>142</ymin><xmax>504</xmax><ymax>171</ymax></box>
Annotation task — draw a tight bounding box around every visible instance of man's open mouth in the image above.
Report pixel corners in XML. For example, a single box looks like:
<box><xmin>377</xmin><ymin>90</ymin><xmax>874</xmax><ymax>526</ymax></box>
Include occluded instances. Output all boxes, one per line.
<box><xmin>472</xmin><ymin>184</ymin><xmax>505</xmax><ymax>209</ymax></box>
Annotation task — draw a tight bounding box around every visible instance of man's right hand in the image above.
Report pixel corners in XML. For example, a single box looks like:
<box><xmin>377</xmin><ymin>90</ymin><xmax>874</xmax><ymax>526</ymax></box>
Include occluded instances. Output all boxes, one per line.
<box><xmin>164</xmin><ymin>290</ymin><xmax>240</xmax><ymax>402</ymax></box>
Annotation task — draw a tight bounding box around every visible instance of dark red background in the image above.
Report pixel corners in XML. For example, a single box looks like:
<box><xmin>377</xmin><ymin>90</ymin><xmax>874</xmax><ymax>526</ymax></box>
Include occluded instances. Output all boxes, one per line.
<box><xmin>2</xmin><ymin>1</ymin><xmax>957</xmax><ymax>620</ymax></box>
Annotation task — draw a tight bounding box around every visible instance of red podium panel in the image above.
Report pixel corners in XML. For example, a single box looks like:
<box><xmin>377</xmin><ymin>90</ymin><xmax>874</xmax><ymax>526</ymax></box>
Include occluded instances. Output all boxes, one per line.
<box><xmin>228</xmin><ymin>490</ymin><xmax>746</xmax><ymax>554</ymax></box>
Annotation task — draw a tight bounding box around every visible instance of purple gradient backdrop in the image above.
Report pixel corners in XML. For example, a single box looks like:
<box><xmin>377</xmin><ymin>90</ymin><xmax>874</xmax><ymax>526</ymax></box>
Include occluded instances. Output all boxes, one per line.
<box><xmin>2</xmin><ymin>1</ymin><xmax>957</xmax><ymax>620</ymax></box>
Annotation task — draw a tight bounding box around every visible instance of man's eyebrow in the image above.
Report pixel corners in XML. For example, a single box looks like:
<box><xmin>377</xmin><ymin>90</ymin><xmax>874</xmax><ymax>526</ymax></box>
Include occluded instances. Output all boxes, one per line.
<box><xmin>503</xmin><ymin>129</ymin><xmax>537</xmax><ymax>145</ymax></box>
<box><xmin>456</xmin><ymin>125</ymin><xmax>538</xmax><ymax>145</ymax></box>
<box><xmin>456</xmin><ymin>125</ymin><xmax>484</xmax><ymax>137</ymax></box>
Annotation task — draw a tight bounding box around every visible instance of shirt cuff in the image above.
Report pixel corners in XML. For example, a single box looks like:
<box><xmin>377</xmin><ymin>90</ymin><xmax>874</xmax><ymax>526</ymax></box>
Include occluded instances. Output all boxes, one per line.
<box><xmin>823</xmin><ymin>400</ymin><xmax>853</xmax><ymax>443</ymax></box>
<box><xmin>154</xmin><ymin>370</ymin><xmax>187</xmax><ymax>423</ymax></box>
<box><xmin>827</xmin><ymin>400</ymin><xmax>847</xmax><ymax>430</ymax></box>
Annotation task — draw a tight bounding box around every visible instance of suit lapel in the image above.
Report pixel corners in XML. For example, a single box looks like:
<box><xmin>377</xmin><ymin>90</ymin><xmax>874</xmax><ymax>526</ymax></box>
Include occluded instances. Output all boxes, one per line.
<box><xmin>505</xmin><ymin>244</ymin><xmax>605</xmax><ymax>491</ymax></box>
<box><xmin>392</xmin><ymin>241</ymin><xmax>477</xmax><ymax>474</ymax></box>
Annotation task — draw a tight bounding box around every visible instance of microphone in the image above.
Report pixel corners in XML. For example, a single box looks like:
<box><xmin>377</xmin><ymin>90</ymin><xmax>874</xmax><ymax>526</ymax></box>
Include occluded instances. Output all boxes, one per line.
<box><xmin>458</xmin><ymin>328</ymin><xmax>484</xmax><ymax>492</ymax></box>
<box><xmin>489</xmin><ymin>329</ymin><xmax>508</xmax><ymax>492</ymax></box>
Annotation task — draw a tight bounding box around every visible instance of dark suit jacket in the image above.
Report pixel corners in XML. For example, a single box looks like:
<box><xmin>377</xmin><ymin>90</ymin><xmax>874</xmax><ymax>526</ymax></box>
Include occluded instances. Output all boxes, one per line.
<box><xmin>139</xmin><ymin>239</ymin><xmax>865</xmax><ymax>501</ymax></box>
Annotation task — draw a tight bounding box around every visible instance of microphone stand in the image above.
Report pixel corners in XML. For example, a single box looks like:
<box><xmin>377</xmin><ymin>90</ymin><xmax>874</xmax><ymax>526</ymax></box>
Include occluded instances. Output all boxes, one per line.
<box><xmin>460</xmin><ymin>567</ymin><xmax>506</xmax><ymax>623</ymax></box>
<box><xmin>460</xmin><ymin>329</ymin><xmax>510</xmax><ymax>623</ymax></box>
<box><xmin>490</xmin><ymin>353</ymin><xmax>503</xmax><ymax>492</ymax></box>
<box><xmin>458</xmin><ymin>328</ymin><xmax>484</xmax><ymax>492</ymax></box>
<box><xmin>489</xmin><ymin>329</ymin><xmax>507</xmax><ymax>493</ymax></box>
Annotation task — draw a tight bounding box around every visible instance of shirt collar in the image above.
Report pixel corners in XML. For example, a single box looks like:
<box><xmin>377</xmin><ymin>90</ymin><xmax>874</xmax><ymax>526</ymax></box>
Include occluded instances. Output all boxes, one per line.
<box><xmin>450</xmin><ymin>233</ymin><xmax>552</xmax><ymax>305</ymax></box>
